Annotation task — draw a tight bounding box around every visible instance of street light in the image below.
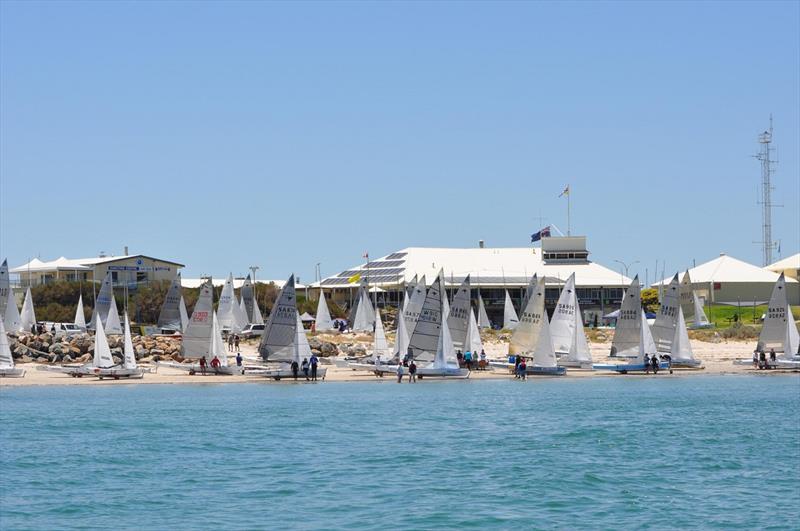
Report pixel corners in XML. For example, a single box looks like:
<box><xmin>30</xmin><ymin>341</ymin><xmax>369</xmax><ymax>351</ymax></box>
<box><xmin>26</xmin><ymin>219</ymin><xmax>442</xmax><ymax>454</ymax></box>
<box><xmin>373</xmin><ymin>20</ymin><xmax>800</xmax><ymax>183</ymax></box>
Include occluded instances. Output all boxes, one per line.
<box><xmin>613</xmin><ymin>259</ymin><xmax>640</xmax><ymax>284</ymax></box>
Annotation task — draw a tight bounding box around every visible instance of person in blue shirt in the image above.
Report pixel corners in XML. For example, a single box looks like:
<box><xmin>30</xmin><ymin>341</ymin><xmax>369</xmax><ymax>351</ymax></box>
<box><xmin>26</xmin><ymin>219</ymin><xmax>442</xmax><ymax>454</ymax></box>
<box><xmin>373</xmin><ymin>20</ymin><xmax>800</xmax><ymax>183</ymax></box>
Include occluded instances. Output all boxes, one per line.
<box><xmin>310</xmin><ymin>354</ymin><xmax>319</xmax><ymax>381</ymax></box>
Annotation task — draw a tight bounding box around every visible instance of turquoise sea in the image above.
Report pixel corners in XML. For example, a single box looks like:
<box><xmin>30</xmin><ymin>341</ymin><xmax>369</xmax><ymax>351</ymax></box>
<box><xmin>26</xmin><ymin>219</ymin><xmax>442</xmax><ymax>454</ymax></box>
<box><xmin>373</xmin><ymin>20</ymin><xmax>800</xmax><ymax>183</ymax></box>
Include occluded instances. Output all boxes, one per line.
<box><xmin>1</xmin><ymin>375</ymin><xmax>798</xmax><ymax>530</ymax></box>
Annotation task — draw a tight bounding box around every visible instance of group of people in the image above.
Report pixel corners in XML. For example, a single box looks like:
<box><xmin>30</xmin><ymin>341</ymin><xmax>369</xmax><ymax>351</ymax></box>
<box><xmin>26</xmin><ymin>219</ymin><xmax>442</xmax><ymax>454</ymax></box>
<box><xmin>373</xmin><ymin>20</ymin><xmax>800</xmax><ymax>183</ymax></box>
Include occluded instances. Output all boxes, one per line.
<box><xmin>643</xmin><ymin>353</ymin><xmax>671</xmax><ymax>374</ymax></box>
<box><xmin>513</xmin><ymin>355</ymin><xmax>528</xmax><ymax>379</ymax></box>
<box><xmin>290</xmin><ymin>354</ymin><xmax>320</xmax><ymax>381</ymax></box>
<box><xmin>226</xmin><ymin>334</ymin><xmax>240</xmax><ymax>352</ymax></box>
<box><xmin>753</xmin><ymin>348</ymin><xmax>777</xmax><ymax>370</ymax></box>
<box><xmin>396</xmin><ymin>359</ymin><xmax>418</xmax><ymax>383</ymax></box>
<box><xmin>456</xmin><ymin>349</ymin><xmax>487</xmax><ymax>370</ymax></box>
<box><xmin>198</xmin><ymin>355</ymin><xmax>222</xmax><ymax>375</ymax></box>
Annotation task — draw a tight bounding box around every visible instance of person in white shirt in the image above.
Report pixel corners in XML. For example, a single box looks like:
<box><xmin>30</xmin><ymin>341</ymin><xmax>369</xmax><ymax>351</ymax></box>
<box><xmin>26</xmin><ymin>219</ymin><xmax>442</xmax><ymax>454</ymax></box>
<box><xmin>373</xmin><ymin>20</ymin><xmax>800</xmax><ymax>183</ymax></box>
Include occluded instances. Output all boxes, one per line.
<box><xmin>396</xmin><ymin>362</ymin><xmax>404</xmax><ymax>383</ymax></box>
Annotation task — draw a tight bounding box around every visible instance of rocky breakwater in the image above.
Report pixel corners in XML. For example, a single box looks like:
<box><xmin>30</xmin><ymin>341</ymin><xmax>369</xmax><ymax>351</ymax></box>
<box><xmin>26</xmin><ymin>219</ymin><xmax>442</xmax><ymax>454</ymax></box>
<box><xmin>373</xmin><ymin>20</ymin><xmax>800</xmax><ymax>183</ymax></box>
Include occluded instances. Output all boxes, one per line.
<box><xmin>8</xmin><ymin>332</ymin><xmax>183</xmax><ymax>365</ymax></box>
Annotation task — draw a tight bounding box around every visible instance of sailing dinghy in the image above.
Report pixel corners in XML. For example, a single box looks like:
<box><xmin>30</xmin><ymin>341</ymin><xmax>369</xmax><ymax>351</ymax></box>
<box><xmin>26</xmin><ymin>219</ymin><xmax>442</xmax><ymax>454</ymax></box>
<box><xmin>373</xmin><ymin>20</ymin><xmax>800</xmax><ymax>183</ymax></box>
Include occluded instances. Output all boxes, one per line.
<box><xmin>0</xmin><ymin>319</ymin><xmax>24</xmax><ymax>377</ymax></box>
<box><xmin>594</xmin><ymin>310</ymin><xmax>669</xmax><ymax>373</ymax></box>
<box><xmin>156</xmin><ymin>276</ymin><xmax>185</xmax><ymax>334</ymax></box>
<box><xmin>549</xmin><ymin>273</ymin><xmax>592</xmax><ymax>369</ymax></box>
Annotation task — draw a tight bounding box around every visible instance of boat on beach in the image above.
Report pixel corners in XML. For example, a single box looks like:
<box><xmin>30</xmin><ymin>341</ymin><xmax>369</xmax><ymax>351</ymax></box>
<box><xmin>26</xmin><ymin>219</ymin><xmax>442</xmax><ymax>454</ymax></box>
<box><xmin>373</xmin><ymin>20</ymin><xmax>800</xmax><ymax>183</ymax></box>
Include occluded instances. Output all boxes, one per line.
<box><xmin>0</xmin><ymin>319</ymin><xmax>25</xmax><ymax>377</ymax></box>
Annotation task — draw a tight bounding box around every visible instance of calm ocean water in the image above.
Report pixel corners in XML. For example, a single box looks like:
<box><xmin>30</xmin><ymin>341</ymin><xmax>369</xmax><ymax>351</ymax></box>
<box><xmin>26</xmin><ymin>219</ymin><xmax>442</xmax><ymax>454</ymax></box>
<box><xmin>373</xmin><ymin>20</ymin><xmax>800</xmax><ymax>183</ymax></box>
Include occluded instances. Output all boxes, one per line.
<box><xmin>1</xmin><ymin>375</ymin><xmax>798</xmax><ymax>530</ymax></box>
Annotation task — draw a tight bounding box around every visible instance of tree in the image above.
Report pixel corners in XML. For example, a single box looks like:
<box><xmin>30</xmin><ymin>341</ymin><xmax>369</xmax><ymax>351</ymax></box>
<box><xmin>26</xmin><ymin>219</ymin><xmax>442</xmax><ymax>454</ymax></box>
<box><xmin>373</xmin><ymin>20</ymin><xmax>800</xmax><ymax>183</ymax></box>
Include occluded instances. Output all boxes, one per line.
<box><xmin>640</xmin><ymin>288</ymin><xmax>660</xmax><ymax>314</ymax></box>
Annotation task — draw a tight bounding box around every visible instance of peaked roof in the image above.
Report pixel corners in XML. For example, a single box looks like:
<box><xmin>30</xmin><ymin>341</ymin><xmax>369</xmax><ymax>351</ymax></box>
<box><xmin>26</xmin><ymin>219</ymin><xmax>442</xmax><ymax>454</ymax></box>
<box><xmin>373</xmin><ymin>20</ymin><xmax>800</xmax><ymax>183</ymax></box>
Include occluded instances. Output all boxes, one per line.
<box><xmin>11</xmin><ymin>254</ymin><xmax>184</xmax><ymax>273</ymax></box>
<box><xmin>766</xmin><ymin>253</ymin><xmax>800</xmax><ymax>272</ymax></box>
<box><xmin>654</xmin><ymin>254</ymin><xmax>798</xmax><ymax>286</ymax></box>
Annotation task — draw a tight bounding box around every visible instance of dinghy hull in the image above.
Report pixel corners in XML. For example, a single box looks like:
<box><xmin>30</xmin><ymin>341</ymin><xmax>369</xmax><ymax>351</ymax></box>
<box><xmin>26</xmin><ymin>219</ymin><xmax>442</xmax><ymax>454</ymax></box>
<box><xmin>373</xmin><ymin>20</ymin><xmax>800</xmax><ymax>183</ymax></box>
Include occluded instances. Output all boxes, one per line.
<box><xmin>0</xmin><ymin>367</ymin><xmax>25</xmax><ymax>377</ymax></box>
<box><xmin>593</xmin><ymin>362</ymin><xmax>670</xmax><ymax>373</ymax></box>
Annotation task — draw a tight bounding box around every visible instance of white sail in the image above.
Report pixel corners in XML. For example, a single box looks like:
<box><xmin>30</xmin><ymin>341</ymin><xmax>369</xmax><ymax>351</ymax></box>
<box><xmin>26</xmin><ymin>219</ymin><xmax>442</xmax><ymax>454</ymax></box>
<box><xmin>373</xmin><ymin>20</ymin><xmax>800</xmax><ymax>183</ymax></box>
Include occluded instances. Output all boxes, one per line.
<box><xmin>636</xmin><ymin>309</ymin><xmax>657</xmax><ymax>365</ymax></box>
<box><xmin>757</xmin><ymin>273</ymin><xmax>790</xmax><ymax>353</ymax></box>
<box><xmin>406</xmin><ymin>275</ymin><xmax>418</xmax><ymax>299</ymax></box>
<box><xmin>692</xmin><ymin>292</ymin><xmax>710</xmax><ymax>327</ymax></box>
<box><xmin>783</xmin><ymin>307</ymin><xmax>799</xmax><ymax>359</ymax></box>
<box><xmin>403</xmin><ymin>275</ymin><xmax>427</xmax><ymax>331</ymax></box>
<box><xmin>531</xmin><ymin>311</ymin><xmax>558</xmax><ymax>368</ymax></box>
<box><xmin>315</xmin><ymin>291</ymin><xmax>334</xmax><ymax>331</ymax></box>
<box><xmin>679</xmin><ymin>270</ymin><xmax>694</xmax><ymax>322</ymax></box>
<box><xmin>509</xmin><ymin>277</ymin><xmax>546</xmax><ymax>355</ymax></box>
<box><xmin>105</xmin><ymin>296</ymin><xmax>123</xmax><ymax>335</ymax></box>
<box><xmin>217</xmin><ymin>273</ymin><xmax>241</xmax><ymax>332</ymax></box>
<box><xmin>258</xmin><ymin>275</ymin><xmax>298</xmax><ymax>362</ymax></box>
<box><xmin>550</xmin><ymin>273</ymin><xmax>576</xmax><ymax>354</ymax></box>
<box><xmin>373</xmin><ymin>308</ymin><xmax>389</xmax><ymax>356</ymax></box>
<box><xmin>464</xmin><ymin>308</ymin><xmax>483</xmax><ymax>355</ymax></box>
<box><xmin>394</xmin><ymin>305</ymin><xmax>410</xmax><ymax>358</ymax></box>
<box><xmin>93</xmin><ymin>317</ymin><xmax>115</xmax><ymax>368</ymax></box>
<box><xmin>179</xmin><ymin>296</ymin><xmax>189</xmax><ymax>332</ymax></box>
<box><xmin>477</xmin><ymin>293</ymin><xmax>491</xmax><ymax>329</ymax></box>
<box><xmin>408</xmin><ymin>272</ymin><xmax>444</xmax><ymax>361</ymax></box>
<box><xmin>446</xmin><ymin>275</ymin><xmax>471</xmax><ymax>350</ymax></box>
<box><xmin>240</xmin><ymin>275</ymin><xmax>255</xmax><ymax>323</ymax></box>
<box><xmin>671</xmin><ymin>306</ymin><xmax>695</xmax><ymax>364</ymax></box>
<box><xmin>442</xmin><ymin>288</ymin><xmax>451</xmax><ymax>319</ymax></box>
<box><xmin>3</xmin><ymin>289</ymin><xmax>21</xmax><ymax>332</ymax></box>
<box><xmin>235</xmin><ymin>296</ymin><xmax>249</xmax><ymax>328</ymax></box>
<box><xmin>182</xmin><ymin>280</ymin><xmax>215</xmax><ymax>359</ymax></box>
<box><xmin>122</xmin><ymin>313</ymin><xmax>137</xmax><ymax>369</ymax></box>
<box><xmin>566</xmin><ymin>307</ymin><xmax>592</xmax><ymax>365</ymax></box>
<box><xmin>252</xmin><ymin>299</ymin><xmax>264</xmax><ymax>325</ymax></box>
<box><xmin>652</xmin><ymin>273</ymin><xmax>680</xmax><ymax>353</ymax></box>
<box><xmin>90</xmin><ymin>272</ymin><xmax>114</xmax><ymax>329</ymax></box>
<box><xmin>74</xmin><ymin>294</ymin><xmax>87</xmax><ymax>329</ymax></box>
<box><xmin>20</xmin><ymin>288</ymin><xmax>36</xmax><ymax>332</ymax></box>
<box><xmin>0</xmin><ymin>259</ymin><xmax>9</xmax><ymax>319</ymax></box>
<box><xmin>431</xmin><ymin>286</ymin><xmax>458</xmax><ymax>370</ymax></box>
<box><xmin>503</xmin><ymin>290</ymin><xmax>519</xmax><ymax>330</ymax></box>
<box><xmin>209</xmin><ymin>312</ymin><xmax>228</xmax><ymax>366</ymax></box>
<box><xmin>0</xmin><ymin>319</ymin><xmax>14</xmax><ymax>368</ymax></box>
<box><xmin>352</xmin><ymin>286</ymin><xmax>375</xmax><ymax>332</ymax></box>
<box><xmin>610</xmin><ymin>276</ymin><xmax>642</xmax><ymax>357</ymax></box>
<box><xmin>293</xmin><ymin>311</ymin><xmax>313</xmax><ymax>365</ymax></box>
<box><xmin>157</xmin><ymin>276</ymin><xmax>184</xmax><ymax>331</ymax></box>
<box><xmin>520</xmin><ymin>274</ymin><xmax>538</xmax><ymax>315</ymax></box>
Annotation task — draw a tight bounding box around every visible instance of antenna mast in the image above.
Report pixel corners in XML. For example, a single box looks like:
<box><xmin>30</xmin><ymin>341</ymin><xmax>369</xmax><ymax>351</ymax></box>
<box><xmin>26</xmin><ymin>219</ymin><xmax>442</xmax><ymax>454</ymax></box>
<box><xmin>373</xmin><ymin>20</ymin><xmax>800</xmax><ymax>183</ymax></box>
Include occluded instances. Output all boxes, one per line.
<box><xmin>755</xmin><ymin>116</ymin><xmax>778</xmax><ymax>266</ymax></box>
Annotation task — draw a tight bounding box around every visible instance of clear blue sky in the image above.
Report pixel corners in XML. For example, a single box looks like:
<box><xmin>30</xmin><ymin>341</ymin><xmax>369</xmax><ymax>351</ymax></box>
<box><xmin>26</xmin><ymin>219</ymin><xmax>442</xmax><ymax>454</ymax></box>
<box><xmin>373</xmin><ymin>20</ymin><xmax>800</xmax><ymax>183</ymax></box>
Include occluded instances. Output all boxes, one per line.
<box><xmin>1</xmin><ymin>1</ymin><xmax>798</xmax><ymax>285</ymax></box>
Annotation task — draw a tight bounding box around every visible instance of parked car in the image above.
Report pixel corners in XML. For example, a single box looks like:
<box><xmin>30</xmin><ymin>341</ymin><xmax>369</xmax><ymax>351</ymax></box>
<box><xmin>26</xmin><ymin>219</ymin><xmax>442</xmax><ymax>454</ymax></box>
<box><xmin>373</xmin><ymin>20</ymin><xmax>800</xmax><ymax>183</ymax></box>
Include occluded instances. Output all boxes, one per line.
<box><xmin>240</xmin><ymin>323</ymin><xmax>265</xmax><ymax>339</ymax></box>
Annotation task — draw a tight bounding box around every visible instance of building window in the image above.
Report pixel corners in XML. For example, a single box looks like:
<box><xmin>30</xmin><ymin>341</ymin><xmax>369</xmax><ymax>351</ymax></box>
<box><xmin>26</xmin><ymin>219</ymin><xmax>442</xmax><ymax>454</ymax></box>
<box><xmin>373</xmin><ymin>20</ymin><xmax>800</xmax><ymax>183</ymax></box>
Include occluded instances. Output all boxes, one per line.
<box><xmin>137</xmin><ymin>272</ymin><xmax>148</xmax><ymax>283</ymax></box>
<box><xmin>111</xmin><ymin>272</ymin><xmax>118</xmax><ymax>282</ymax></box>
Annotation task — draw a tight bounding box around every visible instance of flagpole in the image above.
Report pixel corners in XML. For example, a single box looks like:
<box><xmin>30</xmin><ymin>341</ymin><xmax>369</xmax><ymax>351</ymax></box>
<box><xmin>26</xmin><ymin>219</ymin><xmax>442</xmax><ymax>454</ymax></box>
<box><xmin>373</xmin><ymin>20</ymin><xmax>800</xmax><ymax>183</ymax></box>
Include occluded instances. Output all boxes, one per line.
<box><xmin>567</xmin><ymin>186</ymin><xmax>571</xmax><ymax>236</ymax></box>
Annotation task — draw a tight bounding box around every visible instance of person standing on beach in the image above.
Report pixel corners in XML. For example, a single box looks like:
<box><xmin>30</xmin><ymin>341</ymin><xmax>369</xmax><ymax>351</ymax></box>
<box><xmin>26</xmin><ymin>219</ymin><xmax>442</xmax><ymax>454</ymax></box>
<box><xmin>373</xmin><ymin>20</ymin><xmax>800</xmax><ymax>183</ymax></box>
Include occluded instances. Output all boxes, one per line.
<box><xmin>302</xmin><ymin>358</ymin><xmax>309</xmax><ymax>380</ymax></box>
<box><xmin>514</xmin><ymin>354</ymin><xmax>521</xmax><ymax>377</ymax></box>
<box><xmin>210</xmin><ymin>355</ymin><xmax>221</xmax><ymax>373</ymax></box>
<box><xmin>643</xmin><ymin>354</ymin><xmax>650</xmax><ymax>374</ymax></box>
<box><xmin>519</xmin><ymin>358</ymin><xmax>527</xmax><ymax>380</ymax></box>
<box><xmin>651</xmin><ymin>354</ymin><xmax>659</xmax><ymax>374</ymax></box>
<box><xmin>408</xmin><ymin>360</ymin><xmax>417</xmax><ymax>383</ymax></box>
<box><xmin>199</xmin><ymin>356</ymin><xmax>207</xmax><ymax>375</ymax></box>
<box><xmin>291</xmin><ymin>359</ymin><xmax>299</xmax><ymax>380</ymax></box>
<box><xmin>227</xmin><ymin>334</ymin><xmax>234</xmax><ymax>352</ymax></box>
<box><xmin>236</xmin><ymin>352</ymin><xmax>243</xmax><ymax>367</ymax></box>
<box><xmin>396</xmin><ymin>362</ymin><xmax>404</xmax><ymax>383</ymax></box>
<box><xmin>310</xmin><ymin>354</ymin><xmax>319</xmax><ymax>381</ymax></box>
<box><xmin>234</xmin><ymin>335</ymin><xmax>240</xmax><ymax>351</ymax></box>
<box><xmin>479</xmin><ymin>349</ymin><xmax>487</xmax><ymax>370</ymax></box>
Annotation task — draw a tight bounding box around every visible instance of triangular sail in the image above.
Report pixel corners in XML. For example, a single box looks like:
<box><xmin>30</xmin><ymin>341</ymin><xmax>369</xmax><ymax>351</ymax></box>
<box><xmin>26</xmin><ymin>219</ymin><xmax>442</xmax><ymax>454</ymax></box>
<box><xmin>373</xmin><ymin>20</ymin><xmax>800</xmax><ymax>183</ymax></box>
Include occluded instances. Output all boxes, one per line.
<box><xmin>403</xmin><ymin>275</ymin><xmax>427</xmax><ymax>332</ymax></box>
<box><xmin>258</xmin><ymin>275</ymin><xmax>298</xmax><ymax>362</ymax></box>
<box><xmin>692</xmin><ymin>292</ymin><xmax>710</xmax><ymax>327</ymax></box>
<box><xmin>432</xmin><ymin>285</ymin><xmax>458</xmax><ymax>370</ymax></box>
<box><xmin>408</xmin><ymin>272</ymin><xmax>444</xmax><ymax>361</ymax></box>
<box><xmin>3</xmin><ymin>289</ymin><xmax>21</xmax><ymax>332</ymax></box>
<box><xmin>393</xmin><ymin>306</ymin><xmax>410</xmax><ymax>358</ymax></box>
<box><xmin>90</xmin><ymin>272</ymin><xmax>114</xmax><ymax>329</ymax></box>
<box><xmin>503</xmin><ymin>290</ymin><xmax>519</xmax><ymax>330</ymax></box>
<box><xmin>783</xmin><ymin>307</ymin><xmax>799</xmax><ymax>359</ymax></box>
<box><xmin>157</xmin><ymin>277</ymin><xmax>184</xmax><ymax>331</ymax></box>
<box><xmin>652</xmin><ymin>273</ymin><xmax>680</xmax><ymax>353</ymax></box>
<box><xmin>209</xmin><ymin>312</ymin><xmax>228</xmax><ymax>366</ymax></box>
<box><xmin>464</xmin><ymin>308</ymin><xmax>483</xmax><ymax>355</ymax></box>
<box><xmin>293</xmin><ymin>311</ymin><xmax>312</xmax><ymax>364</ymax></box>
<box><xmin>352</xmin><ymin>286</ymin><xmax>375</xmax><ymax>332</ymax></box>
<box><xmin>315</xmin><ymin>291</ymin><xmax>334</xmax><ymax>331</ymax></box>
<box><xmin>0</xmin><ymin>319</ymin><xmax>14</xmax><ymax>368</ymax></box>
<box><xmin>20</xmin><ymin>288</ymin><xmax>36</xmax><ymax>332</ymax></box>
<box><xmin>179</xmin><ymin>296</ymin><xmax>189</xmax><ymax>332</ymax></box>
<box><xmin>0</xmin><ymin>259</ymin><xmax>9</xmax><ymax>319</ymax></box>
<box><xmin>241</xmin><ymin>275</ymin><xmax>255</xmax><ymax>323</ymax></box>
<box><xmin>217</xmin><ymin>273</ymin><xmax>241</xmax><ymax>332</ymax></box>
<box><xmin>477</xmin><ymin>293</ymin><xmax>491</xmax><ymax>329</ymax></box>
<box><xmin>636</xmin><ymin>310</ymin><xmax>657</xmax><ymax>365</ymax></box>
<box><xmin>105</xmin><ymin>296</ymin><xmax>123</xmax><ymax>335</ymax></box>
<box><xmin>679</xmin><ymin>270</ymin><xmax>694</xmax><ymax>322</ymax></box>
<box><xmin>442</xmin><ymin>288</ymin><xmax>451</xmax><ymax>319</ymax></box>
<box><xmin>235</xmin><ymin>296</ymin><xmax>249</xmax><ymax>328</ymax></box>
<box><xmin>252</xmin><ymin>299</ymin><xmax>264</xmax><ymax>325</ymax></box>
<box><xmin>671</xmin><ymin>306</ymin><xmax>695</xmax><ymax>364</ymax></box>
<box><xmin>610</xmin><ymin>276</ymin><xmax>642</xmax><ymax>357</ymax></box>
<box><xmin>182</xmin><ymin>281</ymin><xmax>215</xmax><ymax>359</ymax></box>
<box><xmin>446</xmin><ymin>275</ymin><xmax>471</xmax><ymax>350</ymax></box>
<box><xmin>531</xmin><ymin>311</ymin><xmax>558</xmax><ymax>368</ymax></box>
<box><xmin>123</xmin><ymin>313</ymin><xmax>137</xmax><ymax>369</ymax></box>
<box><xmin>757</xmin><ymin>273</ymin><xmax>790</xmax><ymax>353</ymax></box>
<box><xmin>550</xmin><ymin>273</ymin><xmax>576</xmax><ymax>354</ymax></box>
<box><xmin>520</xmin><ymin>274</ymin><xmax>538</xmax><ymax>315</ymax></box>
<box><xmin>93</xmin><ymin>318</ymin><xmax>115</xmax><ymax>369</ymax></box>
<box><xmin>509</xmin><ymin>277</ymin><xmax>546</xmax><ymax>355</ymax></box>
<box><xmin>406</xmin><ymin>275</ymin><xmax>418</xmax><ymax>299</ymax></box>
<box><xmin>74</xmin><ymin>294</ymin><xmax>86</xmax><ymax>329</ymax></box>
<box><xmin>373</xmin><ymin>308</ymin><xmax>389</xmax><ymax>356</ymax></box>
<box><xmin>566</xmin><ymin>308</ymin><xmax>592</xmax><ymax>365</ymax></box>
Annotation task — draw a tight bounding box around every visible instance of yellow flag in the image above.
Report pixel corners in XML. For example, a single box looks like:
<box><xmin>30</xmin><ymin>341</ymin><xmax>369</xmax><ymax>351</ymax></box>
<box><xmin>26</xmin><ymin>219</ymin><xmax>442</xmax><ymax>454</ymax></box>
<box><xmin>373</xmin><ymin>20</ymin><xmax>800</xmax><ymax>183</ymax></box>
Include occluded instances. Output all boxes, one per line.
<box><xmin>348</xmin><ymin>272</ymin><xmax>362</xmax><ymax>284</ymax></box>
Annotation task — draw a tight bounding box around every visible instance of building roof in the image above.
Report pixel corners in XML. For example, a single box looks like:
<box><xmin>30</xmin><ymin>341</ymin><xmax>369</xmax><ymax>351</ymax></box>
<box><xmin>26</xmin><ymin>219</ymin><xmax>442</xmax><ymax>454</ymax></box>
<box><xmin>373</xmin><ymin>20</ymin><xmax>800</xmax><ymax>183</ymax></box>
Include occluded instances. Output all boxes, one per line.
<box><xmin>766</xmin><ymin>253</ymin><xmax>800</xmax><ymax>273</ymax></box>
<box><xmin>11</xmin><ymin>254</ymin><xmax>185</xmax><ymax>273</ymax></box>
<box><xmin>313</xmin><ymin>246</ymin><xmax>630</xmax><ymax>289</ymax></box>
<box><xmin>181</xmin><ymin>278</ymin><xmax>307</xmax><ymax>290</ymax></box>
<box><xmin>653</xmin><ymin>253</ymin><xmax>798</xmax><ymax>285</ymax></box>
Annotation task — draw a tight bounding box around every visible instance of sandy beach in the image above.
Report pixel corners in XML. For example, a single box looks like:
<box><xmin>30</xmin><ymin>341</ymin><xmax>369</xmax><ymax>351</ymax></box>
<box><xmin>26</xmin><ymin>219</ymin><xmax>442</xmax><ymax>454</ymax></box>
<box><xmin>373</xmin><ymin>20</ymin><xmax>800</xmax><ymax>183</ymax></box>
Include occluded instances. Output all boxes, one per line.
<box><xmin>1</xmin><ymin>337</ymin><xmax>792</xmax><ymax>388</ymax></box>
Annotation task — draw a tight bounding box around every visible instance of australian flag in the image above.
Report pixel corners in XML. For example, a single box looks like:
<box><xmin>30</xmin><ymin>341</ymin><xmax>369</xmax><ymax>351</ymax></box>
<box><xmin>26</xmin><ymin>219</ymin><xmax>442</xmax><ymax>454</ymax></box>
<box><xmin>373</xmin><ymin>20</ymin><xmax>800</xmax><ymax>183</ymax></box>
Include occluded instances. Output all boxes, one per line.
<box><xmin>531</xmin><ymin>226</ymin><xmax>551</xmax><ymax>243</ymax></box>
